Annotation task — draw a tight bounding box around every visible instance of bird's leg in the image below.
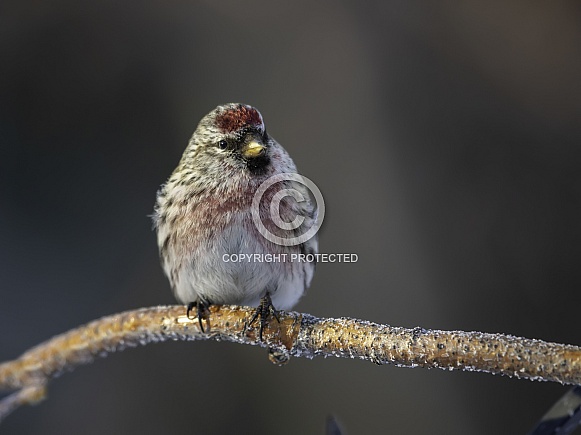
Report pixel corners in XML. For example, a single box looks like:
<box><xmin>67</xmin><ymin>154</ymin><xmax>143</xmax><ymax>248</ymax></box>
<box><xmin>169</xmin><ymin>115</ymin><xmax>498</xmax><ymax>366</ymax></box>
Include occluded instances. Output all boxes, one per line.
<box><xmin>247</xmin><ymin>292</ymin><xmax>280</xmax><ymax>341</ymax></box>
<box><xmin>186</xmin><ymin>297</ymin><xmax>212</xmax><ymax>333</ymax></box>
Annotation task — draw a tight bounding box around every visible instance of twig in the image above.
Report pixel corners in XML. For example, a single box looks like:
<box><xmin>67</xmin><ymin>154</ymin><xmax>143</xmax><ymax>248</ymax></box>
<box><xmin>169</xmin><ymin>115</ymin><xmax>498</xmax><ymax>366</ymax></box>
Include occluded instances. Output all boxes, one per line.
<box><xmin>1</xmin><ymin>305</ymin><xmax>580</xmax><ymax>423</ymax></box>
<box><xmin>528</xmin><ymin>386</ymin><xmax>581</xmax><ymax>435</ymax></box>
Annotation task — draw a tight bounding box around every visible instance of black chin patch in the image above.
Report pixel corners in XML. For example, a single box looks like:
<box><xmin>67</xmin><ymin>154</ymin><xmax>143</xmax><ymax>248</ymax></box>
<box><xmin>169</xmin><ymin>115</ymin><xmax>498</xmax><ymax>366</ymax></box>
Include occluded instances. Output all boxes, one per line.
<box><xmin>246</xmin><ymin>155</ymin><xmax>271</xmax><ymax>174</ymax></box>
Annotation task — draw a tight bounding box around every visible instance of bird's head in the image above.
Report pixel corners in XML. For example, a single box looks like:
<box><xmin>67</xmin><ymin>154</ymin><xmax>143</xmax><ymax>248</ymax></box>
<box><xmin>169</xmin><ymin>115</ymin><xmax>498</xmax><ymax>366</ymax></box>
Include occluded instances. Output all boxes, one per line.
<box><xmin>186</xmin><ymin>103</ymin><xmax>271</xmax><ymax>174</ymax></box>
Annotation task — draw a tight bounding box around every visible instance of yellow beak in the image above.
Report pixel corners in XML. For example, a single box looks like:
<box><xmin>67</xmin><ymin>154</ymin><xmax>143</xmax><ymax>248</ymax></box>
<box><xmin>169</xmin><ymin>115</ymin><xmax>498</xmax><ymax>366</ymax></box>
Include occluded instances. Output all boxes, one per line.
<box><xmin>242</xmin><ymin>141</ymin><xmax>265</xmax><ymax>159</ymax></box>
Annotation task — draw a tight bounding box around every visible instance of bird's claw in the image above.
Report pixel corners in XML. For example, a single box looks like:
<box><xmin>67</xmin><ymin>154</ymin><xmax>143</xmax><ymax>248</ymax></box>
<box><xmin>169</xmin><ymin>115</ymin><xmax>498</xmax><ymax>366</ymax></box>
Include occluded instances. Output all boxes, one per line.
<box><xmin>247</xmin><ymin>292</ymin><xmax>280</xmax><ymax>341</ymax></box>
<box><xmin>186</xmin><ymin>298</ymin><xmax>211</xmax><ymax>332</ymax></box>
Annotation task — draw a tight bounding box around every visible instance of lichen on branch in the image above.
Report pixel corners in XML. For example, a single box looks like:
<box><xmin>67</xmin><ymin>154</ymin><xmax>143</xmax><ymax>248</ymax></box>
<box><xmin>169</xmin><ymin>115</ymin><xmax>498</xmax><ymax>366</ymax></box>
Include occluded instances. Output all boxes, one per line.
<box><xmin>1</xmin><ymin>305</ymin><xmax>580</xmax><ymax>423</ymax></box>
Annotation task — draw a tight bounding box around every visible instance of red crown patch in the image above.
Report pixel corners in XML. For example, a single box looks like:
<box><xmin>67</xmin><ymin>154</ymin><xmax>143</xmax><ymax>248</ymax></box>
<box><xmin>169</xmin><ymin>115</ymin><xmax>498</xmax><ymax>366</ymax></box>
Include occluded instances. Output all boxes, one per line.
<box><xmin>216</xmin><ymin>105</ymin><xmax>262</xmax><ymax>133</ymax></box>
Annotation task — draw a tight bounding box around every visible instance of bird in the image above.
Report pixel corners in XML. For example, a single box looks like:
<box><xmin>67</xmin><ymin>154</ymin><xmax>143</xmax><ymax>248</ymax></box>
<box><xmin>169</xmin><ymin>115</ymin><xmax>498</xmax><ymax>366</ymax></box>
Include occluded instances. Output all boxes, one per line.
<box><xmin>153</xmin><ymin>103</ymin><xmax>318</xmax><ymax>338</ymax></box>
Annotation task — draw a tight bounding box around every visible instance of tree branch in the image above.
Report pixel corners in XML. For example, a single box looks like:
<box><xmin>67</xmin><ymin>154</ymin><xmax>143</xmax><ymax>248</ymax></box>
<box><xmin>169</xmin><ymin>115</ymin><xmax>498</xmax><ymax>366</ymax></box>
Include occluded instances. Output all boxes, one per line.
<box><xmin>1</xmin><ymin>305</ymin><xmax>580</xmax><ymax>422</ymax></box>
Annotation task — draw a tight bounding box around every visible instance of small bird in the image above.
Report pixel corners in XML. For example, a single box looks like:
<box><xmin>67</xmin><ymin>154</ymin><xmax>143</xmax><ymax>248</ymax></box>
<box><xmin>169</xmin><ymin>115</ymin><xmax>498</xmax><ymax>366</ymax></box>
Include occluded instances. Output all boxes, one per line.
<box><xmin>153</xmin><ymin>103</ymin><xmax>318</xmax><ymax>338</ymax></box>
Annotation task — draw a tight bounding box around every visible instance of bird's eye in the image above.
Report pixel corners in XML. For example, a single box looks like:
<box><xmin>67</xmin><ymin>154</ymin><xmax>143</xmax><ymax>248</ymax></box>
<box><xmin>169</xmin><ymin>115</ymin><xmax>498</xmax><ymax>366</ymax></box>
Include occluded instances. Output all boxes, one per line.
<box><xmin>218</xmin><ymin>140</ymin><xmax>228</xmax><ymax>150</ymax></box>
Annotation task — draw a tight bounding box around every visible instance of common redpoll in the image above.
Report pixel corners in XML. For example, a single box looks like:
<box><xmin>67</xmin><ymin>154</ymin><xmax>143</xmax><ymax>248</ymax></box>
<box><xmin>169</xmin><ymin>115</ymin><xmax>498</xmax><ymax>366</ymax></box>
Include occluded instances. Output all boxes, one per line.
<box><xmin>153</xmin><ymin>103</ymin><xmax>318</xmax><ymax>338</ymax></box>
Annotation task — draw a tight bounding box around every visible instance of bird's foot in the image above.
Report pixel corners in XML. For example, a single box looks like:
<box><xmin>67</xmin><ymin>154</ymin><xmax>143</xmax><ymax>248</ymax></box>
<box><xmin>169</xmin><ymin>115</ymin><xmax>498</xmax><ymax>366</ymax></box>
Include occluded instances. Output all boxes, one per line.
<box><xmin>247</xmin><ymin>292</ymin><xmax>280</xmax><ymax>341</ymax></box>
<box><xmin>186</xmin><ymin>297</ymin><xmax>212</xmax><ymax>332</ymax></box>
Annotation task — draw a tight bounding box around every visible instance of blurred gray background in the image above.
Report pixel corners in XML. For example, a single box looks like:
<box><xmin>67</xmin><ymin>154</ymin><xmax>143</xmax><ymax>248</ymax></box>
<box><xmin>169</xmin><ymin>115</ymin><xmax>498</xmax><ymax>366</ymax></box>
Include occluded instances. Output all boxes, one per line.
<box><xmin>1</xmin><ymin>1</ymin><xmax>581</xmax><ymax>434</ymax></box>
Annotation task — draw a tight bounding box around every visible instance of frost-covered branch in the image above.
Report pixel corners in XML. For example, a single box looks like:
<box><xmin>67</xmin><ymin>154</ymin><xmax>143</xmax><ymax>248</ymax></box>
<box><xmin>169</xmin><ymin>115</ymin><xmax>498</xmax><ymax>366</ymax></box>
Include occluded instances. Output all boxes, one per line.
<box><xmin>1</xmin><ymin>305</ymin><xmax>581</xmax><ymax>422</ymax></box>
